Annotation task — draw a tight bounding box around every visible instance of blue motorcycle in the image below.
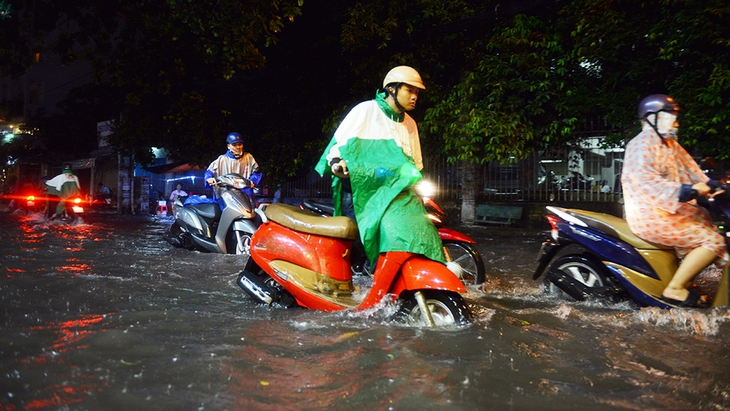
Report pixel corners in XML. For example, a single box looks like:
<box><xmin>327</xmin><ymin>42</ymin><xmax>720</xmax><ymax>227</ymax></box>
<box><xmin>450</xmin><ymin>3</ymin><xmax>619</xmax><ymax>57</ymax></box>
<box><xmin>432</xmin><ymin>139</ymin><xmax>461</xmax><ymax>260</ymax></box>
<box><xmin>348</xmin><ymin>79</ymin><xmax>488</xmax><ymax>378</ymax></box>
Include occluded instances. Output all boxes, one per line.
<box><xmin>533</xmin><ymin>198</ymin><xmax>730</xmax><ymax>308</ymax></box>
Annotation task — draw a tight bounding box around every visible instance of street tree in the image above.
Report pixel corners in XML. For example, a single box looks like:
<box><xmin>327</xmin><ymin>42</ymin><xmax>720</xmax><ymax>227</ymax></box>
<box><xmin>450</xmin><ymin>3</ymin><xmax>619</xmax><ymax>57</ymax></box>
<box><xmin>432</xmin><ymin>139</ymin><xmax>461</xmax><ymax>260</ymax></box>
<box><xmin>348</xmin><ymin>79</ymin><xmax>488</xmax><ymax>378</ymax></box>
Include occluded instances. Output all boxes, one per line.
<box><xmin>335</xmin><ymin>0</ymin><xmax>730</xmax><ymax>218</ymax></box>
<box><xmin>564</xmin><ymin>0</ymin><xmax>730</xmax><ymax>156</ymax></box>
<box><xmin>0</xmin><ymin>0</ymin><xmax>303</xmax><ymax>168</ymax></box>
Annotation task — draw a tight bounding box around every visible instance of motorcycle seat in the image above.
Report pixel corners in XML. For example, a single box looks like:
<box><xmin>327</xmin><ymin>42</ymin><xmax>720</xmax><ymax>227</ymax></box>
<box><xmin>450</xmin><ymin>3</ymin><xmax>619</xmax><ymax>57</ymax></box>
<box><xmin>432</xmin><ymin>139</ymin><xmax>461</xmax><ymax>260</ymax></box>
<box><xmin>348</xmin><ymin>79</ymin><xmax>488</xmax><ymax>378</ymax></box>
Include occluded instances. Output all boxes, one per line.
<box><xmin>565</xmin><ymin>208</ymin><xmax>672</xmax><ymax>250</ymax></box>
<box><xmin>190</xmin><ymin>203</ymin><xmax>222</xmax><ymax>220</ymax></box>
<box><xmin>264</xmin><ymin>204</ymin><xmax>359</xmax><ymax>240</ymax></box>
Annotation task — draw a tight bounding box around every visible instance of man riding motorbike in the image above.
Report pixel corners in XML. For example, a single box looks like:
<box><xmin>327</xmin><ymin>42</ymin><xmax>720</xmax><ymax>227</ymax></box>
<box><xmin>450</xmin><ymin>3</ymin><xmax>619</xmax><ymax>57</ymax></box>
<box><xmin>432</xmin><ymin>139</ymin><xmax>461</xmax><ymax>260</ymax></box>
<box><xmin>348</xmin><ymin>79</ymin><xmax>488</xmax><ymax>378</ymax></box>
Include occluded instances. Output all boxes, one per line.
<box><xmin>621</xmin><ymin>94</ymin><xmax>728</xmax><ymax>307</ymax></box>
<box><xmin>314</xmin><ymin>65</ymin><xmax>444</xmax><ymax>269</ymax></box>
<box><xmin>44</xmin><ymin>163</ymin><xmax>82</xmax><ymax>220</ymax></box>
<box><xmin>205</xmin><ymin>132</ymin><xmax>262</xmax><ymax>203</ymax></box>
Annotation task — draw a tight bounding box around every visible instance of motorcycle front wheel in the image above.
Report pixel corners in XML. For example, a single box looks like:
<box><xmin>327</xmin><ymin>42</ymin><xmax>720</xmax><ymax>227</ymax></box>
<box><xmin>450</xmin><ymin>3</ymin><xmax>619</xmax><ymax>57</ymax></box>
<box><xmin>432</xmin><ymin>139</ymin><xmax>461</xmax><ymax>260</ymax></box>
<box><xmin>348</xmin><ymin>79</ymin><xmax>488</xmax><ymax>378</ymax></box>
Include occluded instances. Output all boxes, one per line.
<box><xmin>227</xmin><ymin>229</ymin><xmax>255</xmax><ymax>270</ymax></box>
<box><xmin>443</xmin><ymin>241</ymin><xmax>486</xmax><ymax>285</ymax></box>
<box><xmin>397</xmin><ymin>291</ymin><xmax>473</xmax><ymax>326</ymax></box>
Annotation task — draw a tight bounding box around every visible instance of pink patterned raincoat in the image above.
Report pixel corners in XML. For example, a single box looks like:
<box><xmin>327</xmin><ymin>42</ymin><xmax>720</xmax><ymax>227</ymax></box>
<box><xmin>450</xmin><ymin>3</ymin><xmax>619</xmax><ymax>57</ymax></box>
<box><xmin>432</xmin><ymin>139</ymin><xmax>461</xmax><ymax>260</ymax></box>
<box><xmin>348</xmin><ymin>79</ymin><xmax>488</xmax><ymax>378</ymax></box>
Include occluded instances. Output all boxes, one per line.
<box><xmin>621</xmin><ymin>128</ymin><xmax>728</xmax><ymax>264</ymax></box>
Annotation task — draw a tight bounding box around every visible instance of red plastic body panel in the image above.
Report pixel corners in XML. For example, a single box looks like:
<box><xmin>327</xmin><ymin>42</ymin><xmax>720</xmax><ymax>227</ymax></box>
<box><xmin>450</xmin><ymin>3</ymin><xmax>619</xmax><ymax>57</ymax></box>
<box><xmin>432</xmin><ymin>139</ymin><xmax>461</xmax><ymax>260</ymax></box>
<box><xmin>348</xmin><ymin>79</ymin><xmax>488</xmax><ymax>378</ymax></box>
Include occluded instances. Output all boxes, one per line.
<box><xmin>252</xmin><ymin>221</ymin><xmax>353</xmax><ymax>282</ymax></box>
<box><xmin>437</xmin><ymin>226</ymin><xmax>476</xmax><ymax>244</ymax></box>
<box><xmin>250</xmin><ymin>224</ymin><xmax>466</xmax><ymax>312</ymax></box>
<box><xmin>391</xmin><ymin>255</ymin><xmax>466</xmax><ymax>294</ymax></box>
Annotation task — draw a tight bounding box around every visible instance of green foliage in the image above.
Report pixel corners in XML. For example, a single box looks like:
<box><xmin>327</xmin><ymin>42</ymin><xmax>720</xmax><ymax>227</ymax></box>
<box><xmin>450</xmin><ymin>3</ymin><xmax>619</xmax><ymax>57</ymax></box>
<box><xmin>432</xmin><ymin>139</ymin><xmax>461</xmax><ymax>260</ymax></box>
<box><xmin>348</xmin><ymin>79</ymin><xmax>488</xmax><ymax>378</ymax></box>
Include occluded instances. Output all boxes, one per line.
<box><xmin>422</xmin><ymin>14</ymin><xmax>576</xmax><ymax>164</ymax></box>
<box><xmin>565</xmin><ymin>0</ymin><xmax>730</xmax><ymax>156</ymax></box>
<box><xmin>1</xmin><ymin>0</ymin><xmax>302</xmax><ymax>169</ymax></box>
<box><xmin>0</xmin><ymin>0</ymin><xmax>11</xmax><ymax>20</ymax></box>
<box><xmin>4</xmin><ymin>0</ymin><xmax>730</xmax><ymax>180</ymax></box>
<box><xmin>340</xmin><ymin>0</ymin><xmax>730</xmax><ymax>164</ymax></box>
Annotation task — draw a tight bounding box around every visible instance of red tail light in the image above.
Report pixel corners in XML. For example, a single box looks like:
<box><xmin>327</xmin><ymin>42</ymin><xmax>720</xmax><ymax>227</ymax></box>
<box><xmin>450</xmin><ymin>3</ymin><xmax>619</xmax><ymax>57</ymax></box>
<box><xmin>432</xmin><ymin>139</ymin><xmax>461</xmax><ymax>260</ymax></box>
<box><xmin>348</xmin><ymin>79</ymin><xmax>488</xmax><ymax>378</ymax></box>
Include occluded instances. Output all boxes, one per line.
<box><xmin>546</xmin><ymin>214</ymin><xmax>562</xmax><ymax>241</ymax></box>
<box><xmin>546</xmin><ymin>214</ymin><xmax>562</xmax><ymax>230</ymax></box>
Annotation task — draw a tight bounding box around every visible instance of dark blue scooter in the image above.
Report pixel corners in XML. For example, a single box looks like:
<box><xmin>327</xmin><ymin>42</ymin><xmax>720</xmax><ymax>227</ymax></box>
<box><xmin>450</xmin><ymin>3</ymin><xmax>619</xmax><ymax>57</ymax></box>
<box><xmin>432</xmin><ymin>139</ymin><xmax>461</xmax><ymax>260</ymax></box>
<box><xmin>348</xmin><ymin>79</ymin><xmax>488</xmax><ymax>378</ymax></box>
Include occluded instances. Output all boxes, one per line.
<box><xmin>533</xmin><ymin>197</ymin><xmax>730</xmax><ymax>308</ymax></box>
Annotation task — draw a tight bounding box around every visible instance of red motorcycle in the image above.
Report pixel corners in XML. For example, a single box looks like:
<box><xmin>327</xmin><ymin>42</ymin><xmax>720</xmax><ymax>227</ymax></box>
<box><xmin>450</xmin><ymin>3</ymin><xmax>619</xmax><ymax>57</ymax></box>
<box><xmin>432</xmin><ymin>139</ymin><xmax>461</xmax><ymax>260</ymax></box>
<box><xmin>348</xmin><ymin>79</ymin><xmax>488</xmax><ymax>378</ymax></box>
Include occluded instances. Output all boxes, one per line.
<box><xmin>300</xmin><ymin>180</ymin><xmax>485</xmax><ymax>285</ymax></box>
<box><xmin>237</xmin><ymin>203</ymin><xmax>473</xmax><ymax>327</ymax></box>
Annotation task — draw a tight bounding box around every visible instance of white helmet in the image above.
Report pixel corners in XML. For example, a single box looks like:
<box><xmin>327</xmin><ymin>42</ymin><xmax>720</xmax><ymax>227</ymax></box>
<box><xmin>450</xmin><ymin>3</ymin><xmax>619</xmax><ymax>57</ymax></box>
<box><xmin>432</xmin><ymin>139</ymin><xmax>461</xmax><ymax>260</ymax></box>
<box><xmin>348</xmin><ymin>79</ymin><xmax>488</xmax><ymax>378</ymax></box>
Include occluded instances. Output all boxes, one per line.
<box><xmin>382</xmin><ymin>66</ymin><xmax>425</xmax><ymax>90</ymax></box>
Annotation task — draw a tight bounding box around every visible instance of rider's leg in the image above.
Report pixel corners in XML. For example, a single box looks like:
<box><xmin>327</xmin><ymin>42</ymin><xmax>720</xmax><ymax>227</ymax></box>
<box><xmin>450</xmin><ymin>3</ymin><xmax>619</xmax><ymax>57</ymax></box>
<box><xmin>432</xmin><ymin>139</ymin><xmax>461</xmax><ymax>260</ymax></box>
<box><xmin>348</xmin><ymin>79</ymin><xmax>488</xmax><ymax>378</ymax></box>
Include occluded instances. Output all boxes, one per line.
<box><xmin>341</xmin><ymin>189</ymin><xmax>369</xmax><ymax>273</ymax></box>
<box><xmin>662</xmin><ymin>246</ymin><xmax>717</xmax><ymax>301</ymax></box>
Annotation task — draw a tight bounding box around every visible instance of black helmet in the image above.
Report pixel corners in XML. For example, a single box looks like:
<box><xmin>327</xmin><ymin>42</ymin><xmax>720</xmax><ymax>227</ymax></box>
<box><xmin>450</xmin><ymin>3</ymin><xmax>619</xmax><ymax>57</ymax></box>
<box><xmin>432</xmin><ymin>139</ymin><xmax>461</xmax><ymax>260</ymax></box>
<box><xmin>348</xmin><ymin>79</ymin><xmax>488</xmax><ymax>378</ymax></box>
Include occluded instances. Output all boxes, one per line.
<box><xmin>63</xmin><ymin>163</ymin><xmax>72</xmax><ymax>171</ymax></box>
<box><xmin>638</xmin><ymin>94</ymin><xmax>679</xmax><ymax>119</ymax></box>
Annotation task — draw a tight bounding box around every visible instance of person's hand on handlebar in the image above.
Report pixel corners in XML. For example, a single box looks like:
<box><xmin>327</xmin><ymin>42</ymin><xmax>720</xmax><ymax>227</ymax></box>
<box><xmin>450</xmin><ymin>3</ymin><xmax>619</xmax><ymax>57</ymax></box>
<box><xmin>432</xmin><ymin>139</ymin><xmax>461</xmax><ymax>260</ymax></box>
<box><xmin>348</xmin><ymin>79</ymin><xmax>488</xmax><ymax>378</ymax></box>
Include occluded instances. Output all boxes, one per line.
<box><xmin>693</xmin><ymin>181</ymin><xmax>725</xmax><ymax>198</ymax></box>
<box><xmin>330</xmin><ymin>159</ymin><xmax>349</xmax><ymax>179</ymax></box>
<box><xmin>206</xmin><ymin>177</ymin><xmax>217</xmax><ymax>186</ymax></box>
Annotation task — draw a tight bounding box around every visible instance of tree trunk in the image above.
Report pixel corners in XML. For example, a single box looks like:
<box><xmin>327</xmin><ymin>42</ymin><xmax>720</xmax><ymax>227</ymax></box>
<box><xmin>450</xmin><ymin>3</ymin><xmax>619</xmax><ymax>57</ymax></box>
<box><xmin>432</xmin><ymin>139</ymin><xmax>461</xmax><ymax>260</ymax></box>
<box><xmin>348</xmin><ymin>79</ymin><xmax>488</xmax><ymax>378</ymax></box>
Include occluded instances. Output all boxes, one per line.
<box><xmin>460</xmin><ymin>160</ymin><xmax>477</xmax><ymax>223</ymax></box>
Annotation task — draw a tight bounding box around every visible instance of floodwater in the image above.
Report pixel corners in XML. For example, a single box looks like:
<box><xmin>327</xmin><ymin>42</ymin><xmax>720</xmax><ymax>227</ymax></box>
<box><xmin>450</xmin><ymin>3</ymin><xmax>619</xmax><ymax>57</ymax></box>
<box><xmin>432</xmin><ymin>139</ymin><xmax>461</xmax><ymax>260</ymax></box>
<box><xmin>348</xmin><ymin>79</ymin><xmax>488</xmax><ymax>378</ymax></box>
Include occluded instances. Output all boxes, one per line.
<box><xmin>1</xmin><ymin>208</ymin><xmax>729</xmax><ymax>411</ymax></box>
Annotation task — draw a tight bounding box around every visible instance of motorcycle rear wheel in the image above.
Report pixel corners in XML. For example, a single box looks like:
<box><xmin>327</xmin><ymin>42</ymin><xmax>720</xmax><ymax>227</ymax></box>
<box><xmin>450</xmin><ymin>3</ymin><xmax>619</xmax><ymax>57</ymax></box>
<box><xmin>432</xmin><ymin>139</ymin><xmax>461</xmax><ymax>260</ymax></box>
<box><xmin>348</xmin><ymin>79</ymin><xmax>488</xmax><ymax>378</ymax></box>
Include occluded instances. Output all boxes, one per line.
<box><xmin>165</xmin><ymin>222</ymin><xmax>197</xmax><ymax>250</ymax></box>
<box><xmin>443</xmin><ymin>241</ymin><xmax>485</xmax><ymax>285</ymax></box>
<box><xmin>397</xmin><ymin>291</ymin><xmax>473</xmax><ymax>326</ymax></box>
<box><xmin>543</xmin><ymin>255</ymin><xmax>612</xmax><ymax>301</ymax></box>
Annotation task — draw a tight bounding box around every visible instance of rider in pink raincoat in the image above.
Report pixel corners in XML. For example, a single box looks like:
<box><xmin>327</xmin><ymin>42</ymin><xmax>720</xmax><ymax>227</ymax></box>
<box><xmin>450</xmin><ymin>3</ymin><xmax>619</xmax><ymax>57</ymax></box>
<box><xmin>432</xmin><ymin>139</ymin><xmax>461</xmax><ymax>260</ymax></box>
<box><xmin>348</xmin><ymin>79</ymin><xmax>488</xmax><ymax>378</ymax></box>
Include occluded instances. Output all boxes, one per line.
<box><xmin>622</xmin><ymin>94</ymin><xmax>728</xmax><ymax>307</ymax></box>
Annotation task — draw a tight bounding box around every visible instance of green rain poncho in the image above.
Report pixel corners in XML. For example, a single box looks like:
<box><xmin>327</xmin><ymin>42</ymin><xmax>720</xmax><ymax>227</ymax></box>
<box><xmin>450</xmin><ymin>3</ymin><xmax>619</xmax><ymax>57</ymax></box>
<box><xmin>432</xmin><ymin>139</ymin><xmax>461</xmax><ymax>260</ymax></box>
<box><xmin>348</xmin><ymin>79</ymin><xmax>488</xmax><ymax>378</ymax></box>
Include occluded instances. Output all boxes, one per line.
<box><xmin>45</xmin><ymin>170</ymin><xmax>82</xmax><ymax>214</ymax></box>
<box><xmin>315</xmin><ymin>91</ymin><xmax>444</xmax><ymax>265</ymax></box>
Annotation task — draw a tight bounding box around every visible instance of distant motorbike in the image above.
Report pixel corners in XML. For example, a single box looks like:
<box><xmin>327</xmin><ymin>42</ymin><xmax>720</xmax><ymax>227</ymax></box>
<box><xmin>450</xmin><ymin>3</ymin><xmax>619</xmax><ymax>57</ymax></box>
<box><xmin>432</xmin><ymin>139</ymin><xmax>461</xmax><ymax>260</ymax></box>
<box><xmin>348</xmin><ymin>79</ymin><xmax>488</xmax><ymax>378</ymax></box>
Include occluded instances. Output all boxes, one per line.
<box><xmin>49</xmin><ymin>196</ymin><xmax>86</xmax><ymax>223</ymax></box>
<box><xmin>300</xmin><ymin>180</ymin><xmax>485</xmax><ymax>285</ymax></box>
<box><xmin>19</xmin><ymin>193</ymin><xmax>44</xmax><ymax>213</ymax></box>
<box><xmin>163</xmin><ymin>173</ymin><xmax>260</xmax><ymax>266</ymax></box>
<box><xmin>237</xmin><ymin>203</ymin><xmax>473</xmax><ymax>326</ymax></box>
<box><xmin>532</xmin><ymin>193</ymin><xmax>730</xmax><ymax>308</ymax></box>
<box><xmin>559</xmin><ymin>171</ymin><xmax>595</xmax><ymax>191</ymax></box>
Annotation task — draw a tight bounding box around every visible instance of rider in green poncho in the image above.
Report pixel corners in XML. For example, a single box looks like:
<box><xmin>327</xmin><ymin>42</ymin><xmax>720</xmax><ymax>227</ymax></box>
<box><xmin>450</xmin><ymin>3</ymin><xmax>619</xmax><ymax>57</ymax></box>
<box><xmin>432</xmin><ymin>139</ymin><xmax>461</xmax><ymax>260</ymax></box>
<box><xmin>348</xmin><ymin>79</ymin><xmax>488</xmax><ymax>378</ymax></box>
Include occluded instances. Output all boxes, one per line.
<box><xmin>45</xmin><ymin>163</ymin><xmax>82</xmax><ymax>220</ymax></box>
<box><xmin>315</xmin><ymin>66</ymin><xmax>444</xmax><ymax>267</ymax></box>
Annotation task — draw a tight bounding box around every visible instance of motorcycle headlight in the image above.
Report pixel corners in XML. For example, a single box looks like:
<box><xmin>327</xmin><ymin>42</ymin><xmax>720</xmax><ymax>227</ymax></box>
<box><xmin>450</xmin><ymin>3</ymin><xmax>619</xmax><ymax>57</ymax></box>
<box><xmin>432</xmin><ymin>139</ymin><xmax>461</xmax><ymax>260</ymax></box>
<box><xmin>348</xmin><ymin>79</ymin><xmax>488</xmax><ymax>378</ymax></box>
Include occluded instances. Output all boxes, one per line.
<box><xmin>414</xmin><ymin>180</ymin><xmax>436</xmax><ymax>198</ymax></box>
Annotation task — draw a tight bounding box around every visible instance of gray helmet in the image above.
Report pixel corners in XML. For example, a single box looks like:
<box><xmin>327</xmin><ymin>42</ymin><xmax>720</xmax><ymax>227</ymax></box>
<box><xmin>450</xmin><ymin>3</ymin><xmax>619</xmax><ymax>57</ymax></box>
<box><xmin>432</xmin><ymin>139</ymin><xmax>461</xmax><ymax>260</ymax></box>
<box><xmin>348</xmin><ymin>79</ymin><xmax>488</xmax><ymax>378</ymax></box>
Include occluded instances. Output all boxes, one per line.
<box><xmin>638</xmin><ymin>94</ymin><xmax>679</xmax><ymax>119</ymax></box>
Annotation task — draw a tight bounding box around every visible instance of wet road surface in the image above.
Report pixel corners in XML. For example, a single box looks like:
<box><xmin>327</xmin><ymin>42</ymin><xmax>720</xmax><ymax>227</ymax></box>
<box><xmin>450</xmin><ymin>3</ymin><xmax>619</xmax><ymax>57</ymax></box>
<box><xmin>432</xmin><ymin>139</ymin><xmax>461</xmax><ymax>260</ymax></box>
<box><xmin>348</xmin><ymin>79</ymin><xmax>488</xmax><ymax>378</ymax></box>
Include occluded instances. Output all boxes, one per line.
<box><xmin>1</xmin><ymin>209</ymin><xmax>729</xmax><ymax>410</ymax></box>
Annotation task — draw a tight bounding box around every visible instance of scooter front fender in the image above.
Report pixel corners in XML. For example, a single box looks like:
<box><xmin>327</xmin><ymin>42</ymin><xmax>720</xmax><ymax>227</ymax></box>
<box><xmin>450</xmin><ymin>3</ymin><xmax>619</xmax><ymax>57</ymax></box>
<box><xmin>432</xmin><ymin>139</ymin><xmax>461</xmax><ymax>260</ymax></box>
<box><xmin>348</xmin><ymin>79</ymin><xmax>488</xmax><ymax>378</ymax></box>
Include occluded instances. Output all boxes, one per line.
<box><xmin>215</xmin><ymin>207</ymin><xmax>259</xmax><ymax>253</ymax></box>
<box><xmin>394</xmin><ymin>256</ymin><xmax>467</xmax><ymax>294</ymax></box>
<box><xmin>232</xmin><ymin>218</ymin><xmax>259</xmax><ymax>234</ymax></box>
<box><xmin>533</xmin><ymin>237</ymin><xmax>562</xmax><ymax>280</ymax></box>
<box><xmin>437</xmin><ymin>227</ymin><xmax>476</xmax><ymax>244</ymax></box>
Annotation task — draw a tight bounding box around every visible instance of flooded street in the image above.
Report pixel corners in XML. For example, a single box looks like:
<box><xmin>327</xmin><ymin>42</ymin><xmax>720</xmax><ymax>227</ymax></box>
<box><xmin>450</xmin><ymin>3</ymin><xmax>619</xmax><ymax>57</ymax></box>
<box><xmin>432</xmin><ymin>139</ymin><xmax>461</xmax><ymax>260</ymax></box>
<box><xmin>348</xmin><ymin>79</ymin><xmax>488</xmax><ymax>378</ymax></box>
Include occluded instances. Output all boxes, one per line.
<box><xmin>1</xmin><ymin>209</ymin><xmax>729</xmax><ymax>411</ymax></box>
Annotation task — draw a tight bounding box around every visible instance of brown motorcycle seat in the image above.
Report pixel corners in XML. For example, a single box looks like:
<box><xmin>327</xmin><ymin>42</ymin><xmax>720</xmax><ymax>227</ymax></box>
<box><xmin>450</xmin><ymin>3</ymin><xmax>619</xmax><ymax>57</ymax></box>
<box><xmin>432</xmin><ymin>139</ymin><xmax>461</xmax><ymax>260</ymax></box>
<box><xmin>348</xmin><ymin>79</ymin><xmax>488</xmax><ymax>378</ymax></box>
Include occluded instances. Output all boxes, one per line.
<box><xmin>264</xmin><ymin>203</ymin><xmax>359</xmax><ymax>241</ymax></box>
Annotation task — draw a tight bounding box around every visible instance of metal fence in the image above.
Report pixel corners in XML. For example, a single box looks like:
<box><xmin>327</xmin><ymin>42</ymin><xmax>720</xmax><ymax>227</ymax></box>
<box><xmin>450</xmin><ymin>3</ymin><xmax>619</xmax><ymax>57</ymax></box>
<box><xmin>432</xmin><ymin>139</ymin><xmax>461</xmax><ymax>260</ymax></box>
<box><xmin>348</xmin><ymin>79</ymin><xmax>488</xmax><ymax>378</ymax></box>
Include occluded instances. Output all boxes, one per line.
<box><xmin>282</xmin><ymin>136</ymin><xmax>627</xmax><ymax>203</ymax></box>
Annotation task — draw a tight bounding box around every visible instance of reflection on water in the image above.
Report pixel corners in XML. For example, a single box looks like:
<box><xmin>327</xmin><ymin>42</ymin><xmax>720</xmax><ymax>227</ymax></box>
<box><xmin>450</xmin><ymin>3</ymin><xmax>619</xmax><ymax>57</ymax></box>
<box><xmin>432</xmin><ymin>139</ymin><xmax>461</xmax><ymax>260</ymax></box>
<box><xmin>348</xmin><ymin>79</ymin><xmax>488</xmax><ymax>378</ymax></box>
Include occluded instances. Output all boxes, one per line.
<box><xmin>0</xmin><ymin>210</ymin><xmax>729</xmax><ymax>410</ymax></box>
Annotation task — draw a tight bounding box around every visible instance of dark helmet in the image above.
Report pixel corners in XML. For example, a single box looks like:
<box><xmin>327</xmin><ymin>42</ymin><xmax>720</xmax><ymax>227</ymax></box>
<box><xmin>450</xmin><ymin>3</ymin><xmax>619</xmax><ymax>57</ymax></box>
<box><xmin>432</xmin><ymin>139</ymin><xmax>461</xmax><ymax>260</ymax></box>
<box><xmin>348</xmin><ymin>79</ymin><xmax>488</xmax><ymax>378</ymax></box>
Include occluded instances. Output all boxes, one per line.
<box><xmin>638</xmin><ymin>94</ymin><xmax>679</xmax><ymax>120</ymax></box>
<box><xmin>63</xmin><ymin>163</ymin><xmax>72</xmax><ymax>171</ymax></box>
<box><xmin>226</xmin><ymin>132</ymin><xmax>244</xmax><ymax>145</ymax></box>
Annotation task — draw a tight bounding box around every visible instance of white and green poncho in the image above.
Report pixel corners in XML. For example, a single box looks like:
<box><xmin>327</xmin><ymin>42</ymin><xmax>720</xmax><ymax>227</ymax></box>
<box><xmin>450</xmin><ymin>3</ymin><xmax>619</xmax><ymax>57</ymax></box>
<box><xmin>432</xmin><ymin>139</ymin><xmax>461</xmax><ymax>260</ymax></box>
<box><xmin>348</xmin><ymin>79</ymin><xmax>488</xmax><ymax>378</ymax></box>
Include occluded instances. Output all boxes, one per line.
<box><xmin>315</xmin><ymin>91</ymin><xmax>444</xmax><ymax>265</ymax></box>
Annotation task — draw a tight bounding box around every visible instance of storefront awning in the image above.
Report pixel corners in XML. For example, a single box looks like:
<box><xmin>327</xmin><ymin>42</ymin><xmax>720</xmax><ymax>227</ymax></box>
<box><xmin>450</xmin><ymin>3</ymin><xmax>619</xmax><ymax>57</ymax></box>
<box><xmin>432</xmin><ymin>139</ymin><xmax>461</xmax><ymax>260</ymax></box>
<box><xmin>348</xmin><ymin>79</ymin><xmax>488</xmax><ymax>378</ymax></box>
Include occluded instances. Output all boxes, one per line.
<box><xmin>143</xmin><ymin>161</ymin><xmax>202</xmax><ymax>174</ymax></box>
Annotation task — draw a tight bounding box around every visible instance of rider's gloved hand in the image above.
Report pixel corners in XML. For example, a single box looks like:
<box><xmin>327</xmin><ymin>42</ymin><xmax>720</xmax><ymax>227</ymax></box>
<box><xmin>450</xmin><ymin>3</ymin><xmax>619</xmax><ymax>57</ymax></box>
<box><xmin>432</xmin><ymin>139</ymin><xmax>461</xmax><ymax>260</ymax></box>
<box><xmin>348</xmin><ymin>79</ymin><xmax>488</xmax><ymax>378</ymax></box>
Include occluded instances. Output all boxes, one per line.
<box><xmin>206</xmin><ymin>177</ymin><xmax>216</xmax><ymax>186</ymax></box>
<box><xmin>329</xmin><ymin>158</ymin><xmax>349</xmax><ymax>179</ymax></box>
<box><xmin>692</xmin><ymin>182</ymin><xmax>713</xmax><ymax>197</ymax></box>
<box><xmin>707</xmin><ymin>179</ymin><xmax>722</xmax><ymax>189</ymax></box>
<box><xmin>706</xmin><ymin>179</ymin><xmax>726</xmax><ymax>198</ymax></box>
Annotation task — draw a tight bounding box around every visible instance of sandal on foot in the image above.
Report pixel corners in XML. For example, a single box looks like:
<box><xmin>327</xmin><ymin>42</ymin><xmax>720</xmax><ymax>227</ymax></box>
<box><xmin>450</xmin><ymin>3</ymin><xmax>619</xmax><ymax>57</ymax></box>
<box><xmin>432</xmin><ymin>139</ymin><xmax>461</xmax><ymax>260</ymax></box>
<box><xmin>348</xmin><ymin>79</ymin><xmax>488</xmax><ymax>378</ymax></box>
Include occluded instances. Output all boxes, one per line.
<box><xmin>660</xmin><ymin>288</ymin><xmax>707</xmax><ymax>308</ymax></box>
